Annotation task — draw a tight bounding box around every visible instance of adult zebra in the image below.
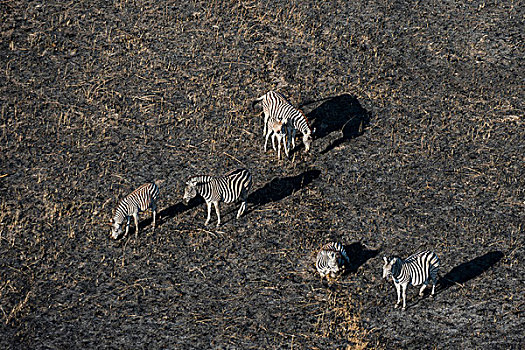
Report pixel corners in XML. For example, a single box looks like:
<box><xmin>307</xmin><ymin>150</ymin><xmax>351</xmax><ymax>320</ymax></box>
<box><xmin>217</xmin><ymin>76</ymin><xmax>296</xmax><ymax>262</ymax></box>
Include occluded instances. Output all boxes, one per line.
<box><xmin>110</xmin><ymin>181</ymin><xmax>160</xmax><ymax>239</ymax></box>
<box><xmin>183</xmin><ymin>168</ymin><xmax>252</xmax><ymax>227</ymax></box>
<box><xmin>316</xmin><ymin>242</ymin><xmax>349</xmax><ymax>281</ymax></box>
<box><xmin>382</xmin><ymin>250</ymin><xmax>440</xmax><ymax>310</ymax></box>
<box><xmin>252</xmin><ymin>91</ymin><xmax>313</xmax><ymax>154</ymax></box>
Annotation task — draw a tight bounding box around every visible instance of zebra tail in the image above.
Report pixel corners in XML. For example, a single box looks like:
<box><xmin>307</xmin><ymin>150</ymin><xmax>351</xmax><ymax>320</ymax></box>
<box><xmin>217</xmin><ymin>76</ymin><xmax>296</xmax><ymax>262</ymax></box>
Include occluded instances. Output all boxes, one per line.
<box><xmin>251</xmin><ymin>96</ymin><xmax>263</xmax><ymax>112</ymax></box>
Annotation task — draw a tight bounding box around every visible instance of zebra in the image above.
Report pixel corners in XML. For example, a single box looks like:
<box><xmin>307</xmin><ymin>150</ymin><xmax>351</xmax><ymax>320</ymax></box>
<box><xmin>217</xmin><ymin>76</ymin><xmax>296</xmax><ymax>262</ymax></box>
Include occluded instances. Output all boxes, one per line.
<box><xmin>286</xmin><ymin>105</ymin><xmax>313</xmax><ymax>154</ymax></box>
<box><xmin>264</xmin><ymin>116</ymin><xmax>289</xmax><ymax>159</ymax></box>
<box><xmin>316</xmin><ymin>242</ymin><xmax>349</xmax><ymax>281</ymax></box>
<box><xmin>110</xmin><ymin>182</ymin><xmax>160</xmax><ymax>239</ymax></box>
<box><xmin>252</xmin><ymin>90</ymin><xmax>313</xmax><ymax>154</ymax></box>
<box><xmin>183</xmin><ymin>168</ymin><xmax>252</xmax><ymax>227</ymax></box>
<box><xmin>382</xmin><ymin>250</ymin><xmax>440</xmax><ymax>310</ymax></box>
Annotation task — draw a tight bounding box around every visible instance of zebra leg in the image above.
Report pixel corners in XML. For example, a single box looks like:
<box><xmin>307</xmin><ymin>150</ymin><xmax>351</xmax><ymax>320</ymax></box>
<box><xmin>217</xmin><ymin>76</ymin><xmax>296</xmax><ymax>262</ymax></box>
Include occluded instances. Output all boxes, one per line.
<box><xmin>283</xmin><ymin>133</ymin><xmax>290</xmax><ymax>158</ymax></box>
<box><xmin>394</xmin><ymin>283</ymin><xmax>401</xmax><ymax>308</ymax></box>
<box><xmin>213</xmin><ymin>201</ymin><xmax>221</xmax><ymax>227</ymax></box>
<box><xmin>237</xmin><ymin>191</ymin><xmax>247</xmax><ymax>219</ymax></box>
<box><xmin>291</xmin><ymin>129</ymin><xmax>296</xmax><ymax>149</ymax></box>
<box><xmin>263</xmin><ymin>111</ymin><xmax>269</xmax><ymax>136</ymax></box>
<box><xmin>204</xmin><ymin>202</ymin><xmax>212</xmax><ymax>226</ymax></box>
<box><xmin>276</xmin><ymin>134</ymin><xmax>282</xmax><ymax>159</ymax></box>
<box><xmin>125</xmin><ymin>216</ymin><xmax>131</xmax><ymax>237</ymax></box>
<box><xmin>271</xmin><ymin>132</ymin><xmax>277</xmax><ymax>151</ymax></box>
<box><xmin>264</xmin><ymin>130</ymin><xmax>271</xmax><ymax>152</ymax></box>
<box><xmin>419</xmin><ymin>283</ymin><xmax>428</xmax><ymax>297</ymax></box>
<box><xmin>152</xmin><ymin>202</ymin><xmax>157</xmax><ymax>229</ymax></box>
<box><xmin>401</xmin><ymin>283</ymin><xmax>407</xmax><ymax>310</ymax></box>
<box><xmin>430</xmin><ymin>273</ymin><xmax>438</xmax><ymax>297</ymax></box>
<box><xmin>133</xmin><ymin>212</ymin><xmax>140</xmax><ymax>238</ymax></box>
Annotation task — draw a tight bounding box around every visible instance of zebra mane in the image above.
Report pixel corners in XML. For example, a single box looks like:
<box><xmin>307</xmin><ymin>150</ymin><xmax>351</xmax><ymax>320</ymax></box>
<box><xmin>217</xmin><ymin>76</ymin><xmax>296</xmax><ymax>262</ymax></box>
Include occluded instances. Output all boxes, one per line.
<box><xmin>390</xmin><ymin>257</ymin><xmax>403</xmax><ymax>275</ymax></box>
<box><xmin>188</xmin><ymin>175</ymin><xmax>213</xmax><ymax>186</ymax></box>
<box><xmin>298</xmin><ymin>108</ymin><xmax>311</xmax><ymax>129</ymax></box>
<box><xmin>224</xmin><ymin>168</ymin><xmax>248</xmax><ymax>178</ymax></box>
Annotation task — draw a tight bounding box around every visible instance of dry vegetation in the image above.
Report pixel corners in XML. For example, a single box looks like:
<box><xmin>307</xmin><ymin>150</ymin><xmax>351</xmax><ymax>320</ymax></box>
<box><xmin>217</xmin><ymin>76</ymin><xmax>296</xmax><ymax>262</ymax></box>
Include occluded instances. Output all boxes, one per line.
<box><xmin>1</xmin><ymin>0</ymin><xmax>524</xmax><ymax>348</ymax></box>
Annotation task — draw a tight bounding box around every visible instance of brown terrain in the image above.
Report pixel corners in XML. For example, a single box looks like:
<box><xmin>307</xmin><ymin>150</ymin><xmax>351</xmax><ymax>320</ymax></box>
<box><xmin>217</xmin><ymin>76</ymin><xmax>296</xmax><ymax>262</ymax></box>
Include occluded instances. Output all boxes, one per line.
<box><xmin>1</xmin><ymin>0</ymin><xmax>523</xmax><ymax>349</ymax></box>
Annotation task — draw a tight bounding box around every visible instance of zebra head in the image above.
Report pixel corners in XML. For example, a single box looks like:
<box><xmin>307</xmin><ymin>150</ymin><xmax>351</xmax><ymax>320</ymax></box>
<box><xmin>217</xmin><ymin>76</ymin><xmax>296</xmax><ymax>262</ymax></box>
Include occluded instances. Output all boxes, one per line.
<box><xmin>383</xmin><ymin>256</ymin><xmax>398</xmax><ymax>278</ymax></box>
<box><xmin>110</xmin><ymin>219</ymin><xmax>123</xmax><ymax>239</ymax></box>
<box><xmin>327</xmin><ymin>251</ymin><xmax>341</xmax><ymax>278</ymax></box>
<box><xmin>183</xmin><ymin>179</ymin><xmax>198</xmax><ymax>205</ymax></box>
<box><xmin>303</xmin><ymin>132</ymin><xmax>313</xmax><ymax>152</ymax></box>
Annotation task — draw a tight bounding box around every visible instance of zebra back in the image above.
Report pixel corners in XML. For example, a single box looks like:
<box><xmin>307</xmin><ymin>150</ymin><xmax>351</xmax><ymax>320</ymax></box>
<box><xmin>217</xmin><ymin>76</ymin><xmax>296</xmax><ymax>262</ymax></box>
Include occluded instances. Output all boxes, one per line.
<box><xmin>114</xmin><ymin>182</ymin><xmax>159</xmax><ymax>223</ymax></box>
<box><xmin>393</xmin><ymin>251</ymin><xmax>440</xmax><ymax>285</ymax></box>
<box><xmin>316</xmin><ymin>242</ymin><xmax>349</xmax><ymax>278</ymax></box>
<box><xmin>189</xmin><ymin>169</ymin><xmax>252</xmax><ymax>204</ymax></box>
<box><xmin>257</xmin><ymin>91</ymin><xmax>302</xmax><ymax>124</ymax></box>
<box><xmin>220</xmin><ymin>168</ymin><xmax>252</xmax><ymax>203</ymax></box>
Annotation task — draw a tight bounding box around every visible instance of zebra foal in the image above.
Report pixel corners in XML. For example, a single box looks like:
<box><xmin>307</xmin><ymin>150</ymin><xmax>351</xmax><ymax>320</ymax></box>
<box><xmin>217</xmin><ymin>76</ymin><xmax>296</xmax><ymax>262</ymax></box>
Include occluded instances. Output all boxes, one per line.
<box><xmin>382</xmin><ymin>250</ymin><xmax>440</xmax><ymax>310</ymax></box>
<box><xmin>110</xmin><ymin>182</ymin><xmax>160</xmax><ymax>239</ymax></box>
<box><xmin>264</xmin><ymin>117</ymin><xmax>289</xmax><ymax>159</ymax></box>
<box><xmin>252</xmin><ymin>90</ymin><xmax>313</xmax><ymax>156</ymax></box>
<box><xmin>183</xmin><ymin>168</ymin><xmax>252</xmax><ymax>227</ymax></box>
<box><xmin>316</xmin><ymin>242</ymin><xmax>349</xmax><ymax>281</ymax></box>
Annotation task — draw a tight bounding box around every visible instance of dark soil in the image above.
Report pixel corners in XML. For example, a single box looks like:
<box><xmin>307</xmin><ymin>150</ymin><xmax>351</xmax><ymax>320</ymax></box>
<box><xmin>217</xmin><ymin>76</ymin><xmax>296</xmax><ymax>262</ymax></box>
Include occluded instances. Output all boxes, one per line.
<box><xmin>1</xmin><ymin>0</ymin><xmax>523</xmax><ymax>349</ymax></box>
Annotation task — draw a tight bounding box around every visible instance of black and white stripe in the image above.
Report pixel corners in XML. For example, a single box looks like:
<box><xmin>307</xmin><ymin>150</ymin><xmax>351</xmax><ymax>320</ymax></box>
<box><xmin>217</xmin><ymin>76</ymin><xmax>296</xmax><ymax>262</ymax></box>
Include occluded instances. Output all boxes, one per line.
<box><xmin>316</xmin><ymin>242</ymin><xmax>349</xmax><ymax>280</ymax></box>
<box><xmin>110</xmin><ymin>182</ymin><xmax>160</xmax><ymax>239</ymax></box>
<box><xmin>183</xmin><ymin>168</ymin><xmax>252</xmax><ymax>227</ymax></box>
<box><xmin>252</xmin><ymin>90</ymin><xmax>313</xmax><ymax>154</ymax></box>
<box><xmin>382</xmin><ymin>250</ymin><xmax>440</xmax><ymax>310</ymax></box>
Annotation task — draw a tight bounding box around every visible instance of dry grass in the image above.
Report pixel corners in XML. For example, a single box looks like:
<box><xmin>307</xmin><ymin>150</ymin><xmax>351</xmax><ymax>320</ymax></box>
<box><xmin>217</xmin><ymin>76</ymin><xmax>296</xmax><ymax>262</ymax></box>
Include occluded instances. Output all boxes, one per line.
<box><xmin>1</xmin><ymin>0</ymin><xmax>524</xmax><ymax>348</ymax></box>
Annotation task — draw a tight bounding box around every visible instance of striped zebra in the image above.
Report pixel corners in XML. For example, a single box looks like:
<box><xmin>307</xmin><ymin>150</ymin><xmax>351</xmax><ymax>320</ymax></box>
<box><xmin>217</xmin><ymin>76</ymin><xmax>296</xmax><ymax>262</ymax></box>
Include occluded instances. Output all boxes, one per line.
<box><xmin>264</xmin><ymin>116</ymin><xmax>289</xmax><ymax>159</ymax></box>
<box><xmin>110</xmin><ymin>182</ymin><xmax>160</xmax><ymax>239</ymax></box>
<box><xmin>252</xmin><ymin>90</ymin><xmax>313</xmax><ymax>154</ymax></box>
<box><xmin>382</xmin><ymin>250</ymin><xmax>440</xmax><ymax>310</ymax></box>
<box><xmin>316</xmin><ymin>242</ymin><xmax>349</xmax><ymax>281</ymax></box>
<box><xmin>183</xmin><ymin>168</ymin><xmax>252</xmax><ymax>227</ymax></box>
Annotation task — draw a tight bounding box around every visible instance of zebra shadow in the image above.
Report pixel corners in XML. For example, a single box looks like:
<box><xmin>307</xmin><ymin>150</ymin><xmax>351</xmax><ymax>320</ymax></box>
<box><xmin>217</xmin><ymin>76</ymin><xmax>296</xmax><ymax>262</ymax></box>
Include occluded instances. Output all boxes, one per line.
<box><xmin>439</xmin><ymin>251</ymin><xmax>504</xmax><ymax>291</ymax></box>
<box><xmin>137</xmin><ymin>198</ymin><xmax>204</xmax><ymax>232</ymax></box>
<box><xmin>247</xmin><ymin>169</ymin><xmax>321</xmax><ymax>210</ymax></box>
<box><xmin>343</xmin><ymin>242</ymin><xmax>379</xmax><ymax>274</ymax></box>
<box><xmin>402</xmin><ymin>251</ymin><xmax>504</xmax><ymax>309</ymax></box>
<box><xmin>302</xmin><ymin>94</ymin><xmax>370</xmax><ymax>154</ymax></box>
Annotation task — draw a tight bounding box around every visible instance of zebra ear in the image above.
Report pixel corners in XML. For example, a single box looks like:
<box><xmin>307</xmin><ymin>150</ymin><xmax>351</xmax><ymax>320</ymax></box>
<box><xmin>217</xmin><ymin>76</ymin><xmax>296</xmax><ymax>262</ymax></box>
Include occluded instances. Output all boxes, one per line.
<box><xmin>383</xmin><ymin>256</ymin><xmax>388</xmax><ymax>263</ymax></box>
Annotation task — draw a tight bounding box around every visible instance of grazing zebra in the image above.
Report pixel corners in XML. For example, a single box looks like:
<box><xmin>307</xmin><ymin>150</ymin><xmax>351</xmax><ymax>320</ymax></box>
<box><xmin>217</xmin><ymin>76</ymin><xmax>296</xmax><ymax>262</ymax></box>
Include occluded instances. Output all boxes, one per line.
<box><xmin>382</xmin><ymin>250</ymin><xmax>440</xmax><ymax>310</ymax></box>
<box><xmin>252</xmin><ymin>90</ymin><xmax>313</xmax><ymax>154</ymax></box>
<box><xmin>264</xmin><ymin>116</ymin><xmax>289</xmax><ymax>159</ymax></box>
<box><xmin>316</xmin><ymin>242</ymin><xmax>349</xmax><ymax>281</ymax></box>
<box><xmin>286</xmin><ymin>106</ymin><xmax>313</xmax><ymax>153</ymax></box>
<box><xmin>183</xmin><ymin>168</ymin><xmax>252</xmax><ymax>227</ymax></box>
<box><xmin>110</xmin><ymin>182</ymin><xmax>160</xmax><ymax>239</ymax></box>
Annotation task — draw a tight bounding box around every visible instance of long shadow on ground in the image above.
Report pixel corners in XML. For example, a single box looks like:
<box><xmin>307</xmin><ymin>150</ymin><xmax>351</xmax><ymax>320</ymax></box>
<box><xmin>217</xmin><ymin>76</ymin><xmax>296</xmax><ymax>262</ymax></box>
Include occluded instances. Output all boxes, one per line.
<box><xmin>302</xmin><ymin>94</ymin><xmax>370</xmax><ymax>154</ymax></box>
<box><xmin>247</xmin><ymin>169</ymin><xmax>321</xmax><ymax>210</ymax></box>
<box><xmin>405</xmin><ymin>251</ymin><xmax>504</xmax><ymax>309</ymax></box>
<box><xmin>134</xmin><ymin>198</ymin><xmax>204</xmax><ymax>234</ymax></box>
<box><xmin>344</xmin><ymin>242</ymin><xmax>379</xmax><ymax>274</ymax></box>
<box><xmin>439</xmin><ymin>251</ymin><xmax>504</xmax><ymax>291</ymax></box>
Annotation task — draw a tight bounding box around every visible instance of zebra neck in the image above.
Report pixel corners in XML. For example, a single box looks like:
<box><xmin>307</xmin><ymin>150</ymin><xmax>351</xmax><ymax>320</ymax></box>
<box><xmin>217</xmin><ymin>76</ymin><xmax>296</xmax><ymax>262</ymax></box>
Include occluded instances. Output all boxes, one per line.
<box><xmin>192</xmin><ymin>175</ymin><xmax>213</xmax><ymax>184</ymax></box>
<box><xmin>391</xmin><ymin>260</ymin><xmax>403</xmax><ymax>281</ymax></box>
<box><xmin>296</xmin><ymin>121</ymin><xmax>311</xmax><ymax>135</ymax></box>
<box><xmin>113</xmin><ymin>208</ymin><xmax>127</xmax><ymax>224</ymax></box>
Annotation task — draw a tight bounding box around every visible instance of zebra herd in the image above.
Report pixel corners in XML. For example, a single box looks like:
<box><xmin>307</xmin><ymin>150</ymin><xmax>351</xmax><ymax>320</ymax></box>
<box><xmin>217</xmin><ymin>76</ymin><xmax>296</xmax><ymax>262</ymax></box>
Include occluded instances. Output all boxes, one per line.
<box><xmin>109</xmin><ymin>90</ymin><xmax>441</xmax><ymax>310</ymax></box>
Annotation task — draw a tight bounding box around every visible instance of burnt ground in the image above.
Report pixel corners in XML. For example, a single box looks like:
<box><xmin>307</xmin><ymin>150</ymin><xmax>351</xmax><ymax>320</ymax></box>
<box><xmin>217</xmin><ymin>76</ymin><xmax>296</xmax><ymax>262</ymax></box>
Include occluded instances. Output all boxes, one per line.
<box><xmin>0</xmin><ymin>0</ymin><xmax>523</xmax><ymax>349</ymax></box>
